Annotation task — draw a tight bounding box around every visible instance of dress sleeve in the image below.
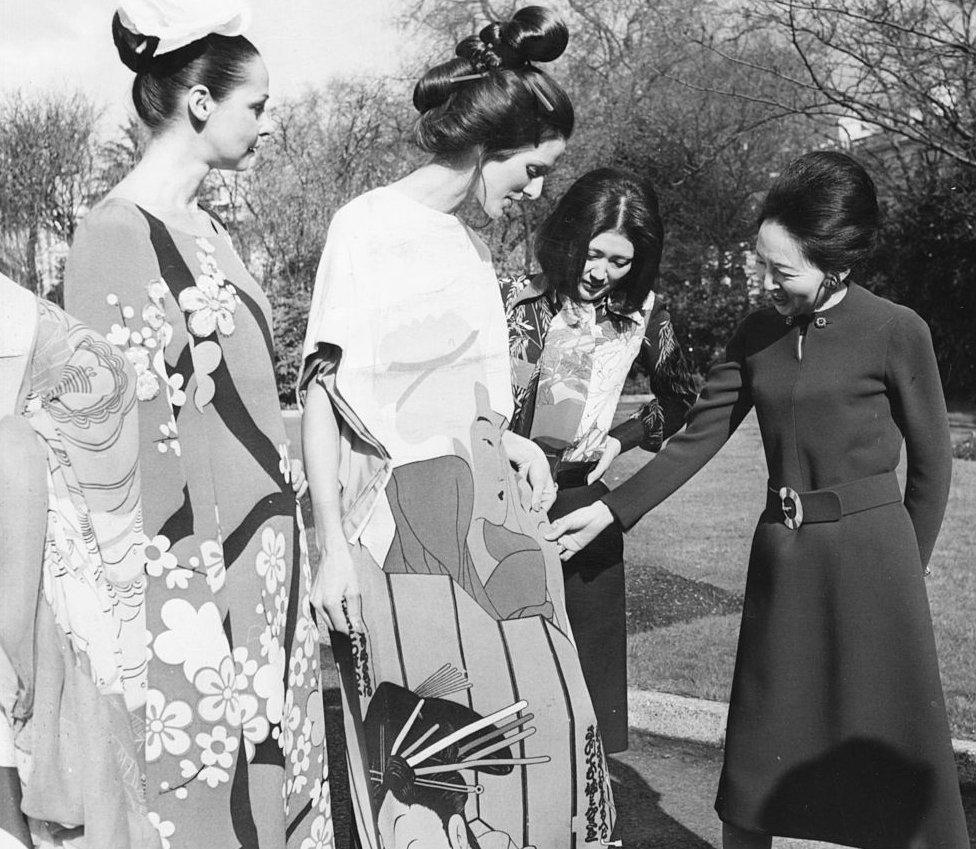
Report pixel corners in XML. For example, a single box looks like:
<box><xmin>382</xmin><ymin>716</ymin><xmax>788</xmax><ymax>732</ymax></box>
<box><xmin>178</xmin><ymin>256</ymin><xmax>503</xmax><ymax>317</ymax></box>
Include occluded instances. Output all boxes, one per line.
<box><xmin>64</xmin><ymin>200</ymin><xmax>186</xmax><ymax>537</ymax></box>
<box><xmin>602</xmin><ymin>317</ymin><xmax>754</xmax><ymax>530</ymax></box>
<box><xmin>884</xmin><ymin>309</ymin><xmax>952</xmax><ymax>570</ymax></box>
<box><xmin>609</xmin><ymin>303</ymin><xmax>698</xmax><ymax>453</ymax></box>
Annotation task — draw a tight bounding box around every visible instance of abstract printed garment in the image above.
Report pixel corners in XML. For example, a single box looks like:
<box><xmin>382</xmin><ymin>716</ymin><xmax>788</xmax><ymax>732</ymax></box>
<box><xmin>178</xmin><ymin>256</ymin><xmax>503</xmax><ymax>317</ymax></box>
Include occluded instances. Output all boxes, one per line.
<box><xmin>65</xmin><ymin>199</ymin><xmax>331</xmax><ymax>849</ymax></box>
<box><xmin>501</xmin><ymin>274</ymin><xmax>696</xmax><ymax>468</ymax></box>
<box><xmin>301</xmin><ymin>187</ymin><xmax>615</xmax><ymax>849</ymax></box>
<box><xmin>0</xmin><ymin>280</ymin><xmax>158</xmax><ymax>849</ymax></box>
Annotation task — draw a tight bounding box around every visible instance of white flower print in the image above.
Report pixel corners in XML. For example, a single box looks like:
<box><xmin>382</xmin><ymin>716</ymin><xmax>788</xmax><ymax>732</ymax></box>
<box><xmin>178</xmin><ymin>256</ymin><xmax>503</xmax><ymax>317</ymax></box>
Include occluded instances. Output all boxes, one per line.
<box><xmin>163</xmin><ymin>370</ymin><xmax>187</xmax><ymax>408</ymax></box>
<box><xmin>142</xmin><ymin>300</ymin><xmax>167</xmax><ymax>331</ymax></box>
<box><xmin>196</xmin><ymin>237</ymin><xmax>216</xmax><ymax>254</ymax></box>
<box><xmin>145</xmin><ymin>689</ymin><xmax>192</xmax><ymax>762</ymax></box>
<box><xmin>195</xmin><ymin>726</ymin><xmax>238</xmax><ymax>788</ymax></box>
<box><xmin>290</xmin><ymin>734</ymin><xmax>312</xmax><ymax>775</ymax></box>
<box><xmin>179</xmin><ymin>758</ymin><xmax>197</xmax><ymax>779</ymax></box>
<box><xmin>144</xmin><ymin>535</ymin><xmax>178</xmax><ymax>578</ymax></box>
<box><xmin>195</xmin><ymin>655</ymin><xmax>243</xmax><ymax>725</ymax></box>
<box><xmin>154</xmin><ymin>599</ymin><xmax>229</xmax><ymax>683</ymax></box>
<box><xmin>253</xmin><ymin>636</ymin><xmax>285</xmax><ymax>724</ymax></box>
<box><xmin>255</xmin><ymin>527</ymin><xmax>287</xmax><ymax>594</ymax></box>
<box><xmin>292</xmin><ymin>771</ymin><xmax>308</xmax><ymax>799</ymax></box>
<box><xmin>280</xmin><ymin>688</ymin><xmax>300</xmax><ymax>755</ymax></box>
<box><xmin>201</xmin><ymin>539</ymin><xmax>226</xmax><ymax>594</ymax></box>
<box><xmin>147</xmin><ymin>812</ymin><xmax>176</xmax><ymax>849</ymax></box>
<box><xmin>300</xmin><ymin>813</ymin><xmax>335</xmax><ymax>849</ymax></box>
<box><xmin>166</xmin><ymin>565</ymin><xmax>193</xmax><ymax>590</ymax></box>
<box><xmin>231</xmin><ymin>646</ymin><xmax>258</xmax><ymax>689</ymax></box>
<box><xmin>147</xmin><ymin>278</ymin><xmax>169</xmax><ymax>304</ymax></box>
<box><xmin>178</xmin><ymin>274</ymin><xmax>238</xmax><ymax>338</ymax></box>
<box><xmin>106</xmin><ymin>322</ymin><xmax>131</xmax><ymax>347</ymax></box>
<box><xmin>295</xmin><ymin>609</ymin><xmax>320</xmax><ymax>657</ymax></box>
<box><xmin>310</xmin><ymin>778</ymin><xmax>331</xmax><ymax>814</ymax></box>
<box><xmin>289</xmin><ymin>649</ymin><xmax>309</xmax><ymax>689</ymax></box>
<box><xmin>239</xmin><ymin>694</ymin><xmax>270</xmax><ymax>761</ymax></box>
<box><xmin>157</xmin><ymin>418</ymin><xmax>181</xmax><ymax>456</ymax></box>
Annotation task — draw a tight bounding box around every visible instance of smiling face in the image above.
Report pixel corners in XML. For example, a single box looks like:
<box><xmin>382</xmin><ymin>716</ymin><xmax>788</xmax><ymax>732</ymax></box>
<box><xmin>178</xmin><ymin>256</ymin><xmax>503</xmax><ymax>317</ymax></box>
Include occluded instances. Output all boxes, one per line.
<box><xmin>578</xmin><ymin>229</ymin><xmax>635</xmax><ymax>302</ymax></box>
<box><xmin>475</xmin><ymin>136</ymin><xmax>567</xmax><ymax>218</ymax></box>
<box><xmin>755</xmin><ymin>219</ymin><xmax>836</xmax><ymax>316</ymax></box>
<box><xmin>202</xmin><ymin>55</ymin><xmax>271</xmax><ymax>171</ymax></box>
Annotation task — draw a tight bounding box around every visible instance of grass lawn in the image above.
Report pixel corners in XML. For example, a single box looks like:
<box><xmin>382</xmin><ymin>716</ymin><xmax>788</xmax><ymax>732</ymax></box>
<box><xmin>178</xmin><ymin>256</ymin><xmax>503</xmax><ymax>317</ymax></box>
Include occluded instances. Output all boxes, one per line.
<box><xmin>608</xmin><ymin>409</ymin><xmax>976</xmax><ymax>740</ymax></box>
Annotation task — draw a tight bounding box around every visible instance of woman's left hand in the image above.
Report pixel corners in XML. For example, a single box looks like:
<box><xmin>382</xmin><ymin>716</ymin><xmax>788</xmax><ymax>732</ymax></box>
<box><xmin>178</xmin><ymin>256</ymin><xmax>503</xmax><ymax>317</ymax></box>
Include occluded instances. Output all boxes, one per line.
<box><xmin>503</xmin><ymin>431</ymin><xmax>558</xmax><ymax>512</ymax></box>
<box><xmin>290</xmin><ymin>460</ymin><xmax>308</xmax><ymax>499</ymax></box>
<box><xmin>545</xmin><ymin>501</ymin><xmax>615</xmax><ymax>561</ymax></box>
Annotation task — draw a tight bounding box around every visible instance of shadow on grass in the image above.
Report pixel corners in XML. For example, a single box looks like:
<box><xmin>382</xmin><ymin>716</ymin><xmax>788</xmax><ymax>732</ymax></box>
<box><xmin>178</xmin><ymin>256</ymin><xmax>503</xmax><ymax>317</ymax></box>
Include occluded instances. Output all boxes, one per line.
<box><xmin>626</xmin><ymin>565</ymin><xmax>742</xmax><ymax>633</ymax></box>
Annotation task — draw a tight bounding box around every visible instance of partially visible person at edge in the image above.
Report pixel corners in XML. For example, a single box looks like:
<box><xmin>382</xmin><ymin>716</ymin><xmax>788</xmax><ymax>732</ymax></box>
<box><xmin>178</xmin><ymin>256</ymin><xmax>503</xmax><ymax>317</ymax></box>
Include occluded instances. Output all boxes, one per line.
<box><xmin>547</xmin><ymin>151</ymin><xmax>970</xmax><ymax>849</ymax></box>
<box><xmin>1</xmin><ymin>272</ymin><xmax>155</xmax><ymax>849</ymax></box>
<box><xmin>63</xmin><ymin>3</ymin><xmax>332</xmax><ymax>848</ymax></box>
<box><xmin>500</xmin><ymin>167</ymin><xmax>697</xmax><ymax>754</ymax></box>
<box><xmin>299</xmin><ymin>7</ymin><xmax>617</xmax><ymax>849</ymax></box>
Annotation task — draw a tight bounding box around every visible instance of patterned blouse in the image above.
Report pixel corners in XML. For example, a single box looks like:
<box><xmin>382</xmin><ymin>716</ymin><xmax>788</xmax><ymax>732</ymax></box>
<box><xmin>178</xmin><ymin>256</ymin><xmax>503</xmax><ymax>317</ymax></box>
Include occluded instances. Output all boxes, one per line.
<box><xmin>501</xmin><ymin>273</ymin><xmax>698</xmax><ymax>470</ymax></box>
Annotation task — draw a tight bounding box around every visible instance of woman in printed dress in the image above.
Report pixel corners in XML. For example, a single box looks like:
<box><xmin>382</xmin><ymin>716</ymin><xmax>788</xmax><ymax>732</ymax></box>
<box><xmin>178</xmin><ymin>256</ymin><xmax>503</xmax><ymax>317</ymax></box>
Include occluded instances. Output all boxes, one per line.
<box><xmin>549</xmin><ymin>152</ymin><xmax>970</xmax><ymax>848</ymax></box>
<box><xmin>502</xmin><ymin>168</ymin><xmax>697</xmax><ymax>753</ymax></box>
<box><xmin>300</xmin><ymin>8</ymin><xmax>616</xmax><ymax>849</ymax></box>
<box><xmin>63</xmin><ymin>5</ymin><xmax>330</xmax><ymax>848</ymax></box>
<box><xmin>1</xmin><ymin>273</ymin><xmax>156</xmax><ymax>849</ymax></box>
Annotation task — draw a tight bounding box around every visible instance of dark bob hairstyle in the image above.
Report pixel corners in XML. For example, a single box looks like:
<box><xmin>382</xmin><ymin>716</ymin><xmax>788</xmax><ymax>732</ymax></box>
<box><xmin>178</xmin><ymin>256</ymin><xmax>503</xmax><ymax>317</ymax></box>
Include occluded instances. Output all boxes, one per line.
<box><xmin>413</xmin><ymin>6</ymin><xmax>574</xmax><ymax>158</ymax></box>
<box><xmin>536</xmin><ymin>168</ymin><xmax>664</xmax><ymax>313</ymax></box>
<box><xmin>758</xmin><ymin>150</ymin><xmax>880</xmax><ymax>276</ymax></box>
<box><xmin>112</xmin><ymin>13</ymin><xmax>260</xmax><ymax>134</ymax></box>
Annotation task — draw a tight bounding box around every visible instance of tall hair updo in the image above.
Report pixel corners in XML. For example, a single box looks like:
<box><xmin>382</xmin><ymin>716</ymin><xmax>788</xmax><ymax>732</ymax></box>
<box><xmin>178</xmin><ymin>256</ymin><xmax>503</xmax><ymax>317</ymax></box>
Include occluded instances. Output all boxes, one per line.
<box><xmin>112</xmin><ymin>12</ymin><xmax>260</xmax><ymax>134</ymax></box>
<box><xmin>412</xmin><ymin>5</ymin><xmax>574</xmax><ymax>158</ymax></box>
<box><xmin>758</xmin><ymin>151</ymin><xmax>880</xmax><ymax>276</ymax></box>
<box><xmin>537</xmin><ymin>168</ymin><xmax>664</xmax><ymax>313</ymax></box>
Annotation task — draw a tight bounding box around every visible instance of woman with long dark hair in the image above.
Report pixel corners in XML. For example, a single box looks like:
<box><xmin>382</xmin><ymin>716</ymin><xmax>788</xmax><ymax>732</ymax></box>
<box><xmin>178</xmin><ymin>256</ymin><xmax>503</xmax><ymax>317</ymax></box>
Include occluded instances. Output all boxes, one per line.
<box><xmin>502</xmin><ymin>167</ymin><xmax>696</xmax><ymax>752</ymax></box>
<box><xmin>549</xmin><ymin>151</ymin><xmax>970</xmax><ymax>849</ymax></box>
<box><xmin>64</xmin><ymin>4</ymin><xmax>329</xmax><ymax>847</ymax></box>
<box><xmin>300</xmin><ymin>8</ymin><xmax>616</xmax><ymax>848</ymax></box>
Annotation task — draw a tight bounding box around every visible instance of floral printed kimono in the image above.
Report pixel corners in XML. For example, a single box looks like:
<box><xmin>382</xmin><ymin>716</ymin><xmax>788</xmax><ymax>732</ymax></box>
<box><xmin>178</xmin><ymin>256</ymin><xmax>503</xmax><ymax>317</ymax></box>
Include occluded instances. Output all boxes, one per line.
<box><xmin>300</xmin><ymin>186</ymin><xmax>616</xmax><ymax>849</ymax></box>
<box><xmin>64</xmin><ymin>199</ymin><xmax>331</xmax><ymax>849</ymax></box>
<box><xmin>0</xmin><ymin>274</ymin><xmax>157</xmax><ymax>849</ymax></box>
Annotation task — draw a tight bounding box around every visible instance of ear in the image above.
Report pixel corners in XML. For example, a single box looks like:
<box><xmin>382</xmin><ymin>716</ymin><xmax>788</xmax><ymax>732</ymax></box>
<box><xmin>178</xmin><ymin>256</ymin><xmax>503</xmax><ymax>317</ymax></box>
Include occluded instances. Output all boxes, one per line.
<box><xmin>447</xmin><ymin>814</ymin><xmax>470</xmax><ymax>849</ymax></box>
<box><xmin>187</xmin><ymin>84</ymin><xmax>216</xmax><ymax>123</ymax></box>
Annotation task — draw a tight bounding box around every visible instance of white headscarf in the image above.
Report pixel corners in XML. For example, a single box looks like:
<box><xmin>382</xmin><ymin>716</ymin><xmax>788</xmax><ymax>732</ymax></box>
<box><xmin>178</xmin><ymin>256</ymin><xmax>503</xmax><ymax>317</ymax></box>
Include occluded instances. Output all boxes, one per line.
<box><xmin>117</xmin><ymin>0</ymin><xmax>251</xmax><ymax>57</ymax></box>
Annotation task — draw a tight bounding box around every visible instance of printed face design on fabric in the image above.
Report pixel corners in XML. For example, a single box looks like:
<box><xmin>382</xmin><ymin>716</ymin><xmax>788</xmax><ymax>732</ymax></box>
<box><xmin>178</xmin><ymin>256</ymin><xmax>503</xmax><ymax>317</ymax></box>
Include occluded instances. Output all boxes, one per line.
<box><xmin>754</xmin><ymin>220</ymin><xmax>834</xmax><ymax>316</ymax></box>
<box><xmin>382</xmin><ymin>383</ymin><xmax>554</xmax><ymax>622</ymax></box>
<box><xmin>365</xmin><ymin>675</ymin><xmax>549</xmax><ymax>849</ymax></box>
<box><xmin>578</xmin><ymin>230</ymin><xmax>634</xmax><ymax>303</ymax></box>
<box><xmin>476</xmin><ymin>137</ymin><xmax>567</xmax><ymax>219</ymax></box>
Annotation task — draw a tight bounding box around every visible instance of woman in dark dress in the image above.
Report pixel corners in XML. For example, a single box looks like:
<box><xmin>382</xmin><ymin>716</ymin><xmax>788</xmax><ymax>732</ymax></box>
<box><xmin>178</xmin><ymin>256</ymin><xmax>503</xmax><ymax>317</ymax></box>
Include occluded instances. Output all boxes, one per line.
<box><xmin>548</xmin><ymin>151</ymin><xmax>970</xmax><ymax>848</ymax></box>
<box><xmin>501</xmin><ymin>168</ymin><xmax>696</xmax><ymax>752</ymax></box>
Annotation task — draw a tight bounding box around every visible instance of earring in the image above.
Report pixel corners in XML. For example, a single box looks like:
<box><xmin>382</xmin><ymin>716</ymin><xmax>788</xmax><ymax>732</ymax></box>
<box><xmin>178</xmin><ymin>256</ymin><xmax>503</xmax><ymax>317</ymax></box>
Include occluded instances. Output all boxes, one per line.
<box><xmin>825</xmin><ymin>274</ymin><xmax>840</xmax><ymax>289</ymax></box>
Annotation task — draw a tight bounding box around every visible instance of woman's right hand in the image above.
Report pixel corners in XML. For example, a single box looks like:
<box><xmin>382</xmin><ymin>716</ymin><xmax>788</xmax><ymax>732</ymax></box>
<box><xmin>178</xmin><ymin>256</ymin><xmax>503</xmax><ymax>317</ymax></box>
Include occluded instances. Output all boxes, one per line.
<box><xmin>310</xmin><ymin>538</ymin><xmax>364</xmax><ymax>635</ymax></box>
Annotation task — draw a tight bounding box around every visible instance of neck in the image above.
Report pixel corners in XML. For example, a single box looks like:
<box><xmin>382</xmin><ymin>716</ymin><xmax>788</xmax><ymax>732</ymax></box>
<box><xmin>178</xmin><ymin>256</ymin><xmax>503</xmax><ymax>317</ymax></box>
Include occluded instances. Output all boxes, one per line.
<box><xmin>112</xmin><ymin>131</ymin><xmax>212</xmax><ymax>214</ymax></box>
<box><xmin>391</xmin><ymin>152</ymin><xmax>480</xmax><ymax>214</ymax></box>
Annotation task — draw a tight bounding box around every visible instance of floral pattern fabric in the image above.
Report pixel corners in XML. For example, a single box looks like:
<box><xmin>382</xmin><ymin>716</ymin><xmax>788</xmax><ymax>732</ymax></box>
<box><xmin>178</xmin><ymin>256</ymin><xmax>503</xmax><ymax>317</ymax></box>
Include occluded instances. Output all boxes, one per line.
<box><xmin>65</xmin><ymin>199</ymin><xmax>330</xmax><ymax>849</ymax></box>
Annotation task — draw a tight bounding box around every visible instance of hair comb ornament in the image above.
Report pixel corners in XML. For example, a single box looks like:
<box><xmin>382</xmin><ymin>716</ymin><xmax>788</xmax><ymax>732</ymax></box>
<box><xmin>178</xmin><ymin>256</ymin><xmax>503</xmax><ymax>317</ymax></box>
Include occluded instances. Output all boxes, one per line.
<box><xmin>451</xmin><ymin>72</ymin><xmax>492</xmax><ymax>84</ymax></box>
<box><xmin>117</xmin><ymin>0</ymin><xmax>251</xmax><ymax>57</ymax></box>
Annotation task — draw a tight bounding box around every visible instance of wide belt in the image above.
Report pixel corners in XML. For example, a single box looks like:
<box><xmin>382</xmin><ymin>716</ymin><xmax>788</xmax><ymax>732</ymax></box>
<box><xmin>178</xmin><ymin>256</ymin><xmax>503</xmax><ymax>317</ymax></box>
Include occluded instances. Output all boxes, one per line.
<box><xmin>766</xmin><ymin>471</ymin><xmax>902</xmax><ymax>530</ymax></box>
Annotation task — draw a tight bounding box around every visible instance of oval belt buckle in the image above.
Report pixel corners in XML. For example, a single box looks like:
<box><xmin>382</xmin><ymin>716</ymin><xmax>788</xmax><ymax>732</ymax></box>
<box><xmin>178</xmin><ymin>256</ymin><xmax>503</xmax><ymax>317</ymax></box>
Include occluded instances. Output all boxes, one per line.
<box><xmin>778</xmin><ymin>486</ymin><xmax>803</xmax><ymax>530</ymax></box>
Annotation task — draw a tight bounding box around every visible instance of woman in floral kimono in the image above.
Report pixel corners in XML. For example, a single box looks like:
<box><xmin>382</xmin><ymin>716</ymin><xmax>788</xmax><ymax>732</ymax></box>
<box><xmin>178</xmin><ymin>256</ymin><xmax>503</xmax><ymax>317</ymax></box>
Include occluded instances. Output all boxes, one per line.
<box><xmin>63</xmin><ymin>4</ymin><xmax>330</xmax><ymax>848</ymax></box>
<box><xmin>502</xmin><ymin>168</ymin><xmax>697</xmax><ymax>752</ymax></box>
<box><xmin>0</xmin><ymin>272</ymin><xmax>156</xmax><ymax>849</ymax></box>
<box><xmin>301</xmin><ymin>7</ymin><xmax>616</xmax><ymax>849</ymax></box>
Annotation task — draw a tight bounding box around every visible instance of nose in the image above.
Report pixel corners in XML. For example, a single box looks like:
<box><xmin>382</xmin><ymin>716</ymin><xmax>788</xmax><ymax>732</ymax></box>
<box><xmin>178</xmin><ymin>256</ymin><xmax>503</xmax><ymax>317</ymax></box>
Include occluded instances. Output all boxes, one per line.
<box><xmin>258</xmin><ymin>115</ymin><xmax>273</xmax><ymax>137</ymax></box>
<box><xmin>587</xmin><ymin>259</ymin><xmax>608</xmax><ymax>282</ymax></box>
<box><xmin>761</xmin><ymin>268</ymin><xmax>777</xmax><ymax>292</ymax></box>
<box><xmin>522</xmin><ymin>175</ymin><xmax>544</xmax><ymax>201</ymax></box>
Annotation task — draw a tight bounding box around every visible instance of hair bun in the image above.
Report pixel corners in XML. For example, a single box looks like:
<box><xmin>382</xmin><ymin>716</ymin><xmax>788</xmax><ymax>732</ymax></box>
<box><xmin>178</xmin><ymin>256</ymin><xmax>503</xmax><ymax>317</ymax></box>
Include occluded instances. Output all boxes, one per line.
<box><xmin>112</xmin><ymin>12</ymin><xmax>159</xmax><ymax>72</ymax></box>
<box><xmin>496</xmin><ymin>6</ymin><xmax>569</xmax><ymax>64</ymax></box>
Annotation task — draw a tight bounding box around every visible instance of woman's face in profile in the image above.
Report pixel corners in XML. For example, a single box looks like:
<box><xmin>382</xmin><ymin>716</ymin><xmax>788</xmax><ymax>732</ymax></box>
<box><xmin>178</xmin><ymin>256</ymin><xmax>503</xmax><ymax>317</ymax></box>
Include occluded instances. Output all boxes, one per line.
<box><xmin>578</xmin><ymin>229</ymin><xmax>634</xmax><ymax>302</ymax></box>
<box><xmin>476</xmin><ymin>136</ymin><xmax>567</xmax><ymax>218</ymax></box>
<box><xmin>202</xmin><ymin>55</ymin><xmax>272</xmax><ymax>172</ymax></box>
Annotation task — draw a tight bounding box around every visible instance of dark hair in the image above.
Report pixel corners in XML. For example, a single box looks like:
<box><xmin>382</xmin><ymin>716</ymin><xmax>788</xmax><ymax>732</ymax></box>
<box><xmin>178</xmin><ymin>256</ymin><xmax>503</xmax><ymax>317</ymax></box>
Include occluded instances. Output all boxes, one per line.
<box><xmin>536</xmin><ymin>168</ymin><xmax>664</xmax><ymax>313</ymax></box>
<box><xmin>112</xmin><ymin>12</ymin><xmax>260</xmax><ymax>133</ymax></box>
<box><xmin>758</xmin><ymin>150</ymin><xmax>880</xmax><ymax>275</ymax></box>
<box><xmin>413</xmin><ymin>6</ymin><xmax>574</xmax><ymax>157</ymax></box>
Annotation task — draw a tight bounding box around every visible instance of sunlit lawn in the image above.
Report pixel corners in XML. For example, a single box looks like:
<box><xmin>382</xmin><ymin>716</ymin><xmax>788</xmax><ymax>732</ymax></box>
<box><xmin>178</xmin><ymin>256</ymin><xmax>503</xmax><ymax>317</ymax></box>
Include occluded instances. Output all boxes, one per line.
<box><xmin>606</xmin><ymin>409</ymin><xmax>976</xmax><ymax>740</ymax></box>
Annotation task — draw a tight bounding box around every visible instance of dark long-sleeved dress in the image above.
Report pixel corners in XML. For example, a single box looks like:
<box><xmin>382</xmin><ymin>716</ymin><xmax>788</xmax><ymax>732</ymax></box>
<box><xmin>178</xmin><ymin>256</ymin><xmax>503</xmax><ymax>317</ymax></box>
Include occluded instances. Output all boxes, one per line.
<box><xmin>602</xmin><ymin>283</ymin><xmax>969</xmax><ymax>847</ymax></box>
<box><xmin>503</xmin><ymin>274</ymin><xmax>697</xmax><ymax>753</ymax></box>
